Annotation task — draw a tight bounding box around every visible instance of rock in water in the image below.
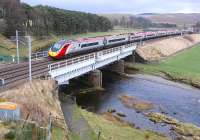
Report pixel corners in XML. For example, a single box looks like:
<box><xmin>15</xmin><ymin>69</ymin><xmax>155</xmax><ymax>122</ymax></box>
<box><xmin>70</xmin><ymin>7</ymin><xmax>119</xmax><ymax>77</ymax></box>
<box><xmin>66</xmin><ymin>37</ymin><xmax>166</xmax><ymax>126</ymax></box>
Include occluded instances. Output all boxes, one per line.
<box><xmin>118</xmin><ymin>95</ymin><xmax>154</xmax><ymax>111</ymax></box>
<box><xmin>116</xmin><ymin>112</ymin><xmax>126</xmax><ymax>117</ymax></box>
<box><xmin>146</xmin><ymin>112</ymin><xmax>200</xmax><ymax>140</ymax></box>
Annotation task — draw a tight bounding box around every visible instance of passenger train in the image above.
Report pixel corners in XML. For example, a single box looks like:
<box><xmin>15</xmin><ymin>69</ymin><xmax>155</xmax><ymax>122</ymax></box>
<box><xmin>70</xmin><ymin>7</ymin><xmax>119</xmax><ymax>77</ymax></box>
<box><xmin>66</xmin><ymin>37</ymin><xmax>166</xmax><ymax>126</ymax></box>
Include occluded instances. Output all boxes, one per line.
<box><xmin>48</xmin><ymin>29</ymin><xmax>193</xmax><ymax>59</ymax></box>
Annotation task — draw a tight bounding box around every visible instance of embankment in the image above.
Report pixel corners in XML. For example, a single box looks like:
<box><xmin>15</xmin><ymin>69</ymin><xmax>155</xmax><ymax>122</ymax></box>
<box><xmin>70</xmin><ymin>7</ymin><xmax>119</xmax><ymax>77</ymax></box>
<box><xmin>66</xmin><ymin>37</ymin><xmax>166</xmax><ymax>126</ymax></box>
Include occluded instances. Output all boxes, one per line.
<box><xmin>0</xmin><ymin>80</ymin><xmax>66</xmax><ymax>128</ymax></box>
<box><xmin>136</xmin><ymin>34</ymin><xmax>200</xmax><ymax>62</ymax></box>
<box><xmin>126</xmin><ymin>34</ymin><xmax>200</xmax><ymax>88</ymax></box>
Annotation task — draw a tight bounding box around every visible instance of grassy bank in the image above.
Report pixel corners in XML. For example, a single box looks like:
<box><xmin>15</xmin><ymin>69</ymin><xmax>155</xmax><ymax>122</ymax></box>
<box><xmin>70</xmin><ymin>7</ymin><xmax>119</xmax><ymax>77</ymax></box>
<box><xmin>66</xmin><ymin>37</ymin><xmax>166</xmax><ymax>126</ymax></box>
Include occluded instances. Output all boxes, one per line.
<box><xmin>79</xmin><ymin>109</ymin><xmax>168</xmax><ymax>140</ymax></box>
<box><xmin>66</xmin><ymin>103</ymin><xmax>168</xmax><ymax>140</ymax></box>
<box><xmin>126</xmin><ymin>44</ymin><xmax>200</xmax><ymax>88</ymax></box>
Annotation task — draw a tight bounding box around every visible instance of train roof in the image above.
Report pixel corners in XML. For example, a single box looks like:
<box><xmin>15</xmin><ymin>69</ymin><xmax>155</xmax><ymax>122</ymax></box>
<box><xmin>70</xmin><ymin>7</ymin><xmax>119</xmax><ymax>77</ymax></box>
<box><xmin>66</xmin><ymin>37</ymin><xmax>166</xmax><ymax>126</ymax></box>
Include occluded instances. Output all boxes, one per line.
<box><xmin>76</xmin><ymin>37</ymin><xmax>104</xmax><ymax>43</ymax></box>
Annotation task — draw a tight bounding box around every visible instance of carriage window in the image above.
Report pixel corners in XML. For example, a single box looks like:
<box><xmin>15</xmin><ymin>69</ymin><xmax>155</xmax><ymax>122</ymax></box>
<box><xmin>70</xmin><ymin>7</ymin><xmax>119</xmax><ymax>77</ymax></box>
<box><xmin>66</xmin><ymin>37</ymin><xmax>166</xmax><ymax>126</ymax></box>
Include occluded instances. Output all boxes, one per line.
<box><xmin>108</xmin><ymin>38</ymin><xmax>126</xmax><ymax>43</ymax></box>
<box><xmin>81</xmin><ymin>42</ymin><xmax>99</xmax><ymax>48</ymax></box>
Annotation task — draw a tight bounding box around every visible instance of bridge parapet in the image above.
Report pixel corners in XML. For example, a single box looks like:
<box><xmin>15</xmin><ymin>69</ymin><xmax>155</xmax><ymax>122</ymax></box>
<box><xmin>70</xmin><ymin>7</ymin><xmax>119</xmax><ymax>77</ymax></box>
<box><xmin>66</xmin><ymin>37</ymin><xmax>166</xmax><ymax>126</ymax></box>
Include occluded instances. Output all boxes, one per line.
<box><xmin>48</xmin><ymin>43</ymin><xmax>136</xmax><ymax>84</ymax></box>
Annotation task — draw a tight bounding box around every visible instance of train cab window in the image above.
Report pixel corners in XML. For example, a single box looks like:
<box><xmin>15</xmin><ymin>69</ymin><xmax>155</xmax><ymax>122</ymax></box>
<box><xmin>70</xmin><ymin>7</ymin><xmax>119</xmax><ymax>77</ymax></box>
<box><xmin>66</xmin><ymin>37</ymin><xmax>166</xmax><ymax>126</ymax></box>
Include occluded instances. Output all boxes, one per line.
<box><xmin>51</xmin><ymin>40</ymin><xmax>66</xmax><ymax>52</ymax></box>
<box><xmin>108</xmin><ymin>38</ymin><xmax>126</xmax><ymax>43</ymax></box>
<box><xmin>81</xmin><ymin>42</ymin><xmax>99</xmax><ymax>48</ymax></box>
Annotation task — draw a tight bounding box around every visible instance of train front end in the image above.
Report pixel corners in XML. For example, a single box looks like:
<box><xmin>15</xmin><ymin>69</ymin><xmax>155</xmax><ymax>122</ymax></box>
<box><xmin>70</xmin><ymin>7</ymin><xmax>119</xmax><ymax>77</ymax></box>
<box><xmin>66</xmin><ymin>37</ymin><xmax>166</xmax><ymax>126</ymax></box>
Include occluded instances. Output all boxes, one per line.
<box><xmin>48</xmin><ymin>40</ymin><xmax>71</xmax><ymax>59</ymax></box>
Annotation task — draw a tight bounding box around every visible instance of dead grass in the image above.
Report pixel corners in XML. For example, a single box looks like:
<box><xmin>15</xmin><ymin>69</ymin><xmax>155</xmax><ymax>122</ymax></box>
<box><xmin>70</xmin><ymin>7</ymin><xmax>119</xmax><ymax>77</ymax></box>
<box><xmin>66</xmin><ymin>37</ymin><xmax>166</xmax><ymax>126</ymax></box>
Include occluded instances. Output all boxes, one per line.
<box><xmin>136</xmin><ymin>34</ymin><xmax>200</xmax><ymax>61</ymax></box>
<box><xmin>0</xmin><ymin>80</ymin><xmax>62</xmax><ymax>127</ymax></box>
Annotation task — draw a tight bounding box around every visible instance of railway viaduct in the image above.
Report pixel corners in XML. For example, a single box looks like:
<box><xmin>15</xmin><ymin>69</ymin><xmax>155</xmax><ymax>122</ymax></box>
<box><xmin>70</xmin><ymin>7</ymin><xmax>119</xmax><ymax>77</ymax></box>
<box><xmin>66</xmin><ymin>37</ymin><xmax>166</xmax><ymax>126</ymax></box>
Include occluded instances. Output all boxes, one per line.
<box><xmin>48</xmin><ymin>43</ymin><xmax>136</xmax><ymax>88</ymax></box>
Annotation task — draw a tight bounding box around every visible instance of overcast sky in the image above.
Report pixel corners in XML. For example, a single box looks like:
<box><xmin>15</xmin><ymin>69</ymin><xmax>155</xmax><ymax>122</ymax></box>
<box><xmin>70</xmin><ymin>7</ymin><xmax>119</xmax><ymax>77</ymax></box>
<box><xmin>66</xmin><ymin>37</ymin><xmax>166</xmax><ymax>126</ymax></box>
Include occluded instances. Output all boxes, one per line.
<box><xmin>21</xmin><ymin>0</ymin><xmax>200</xmax><ymax>14</ymax></box>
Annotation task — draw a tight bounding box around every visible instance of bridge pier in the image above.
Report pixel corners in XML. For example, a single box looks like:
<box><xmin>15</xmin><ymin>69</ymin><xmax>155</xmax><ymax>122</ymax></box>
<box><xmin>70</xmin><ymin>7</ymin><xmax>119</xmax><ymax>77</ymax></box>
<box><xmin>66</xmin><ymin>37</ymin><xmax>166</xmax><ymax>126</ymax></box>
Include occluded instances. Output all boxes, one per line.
<box><xmin>88</xmin><ymin>70</ymin><xmax>102</xmax><ymax>88</ymax></box>
<box><xmin>125</xmin><ymin>51</ymin><xmax>135</xmax><ymax>63</ymax></box>
<box><xmin>107</xmin><ymin>60</ymin><xmax>125</xmax><ymax>73</ymax></box>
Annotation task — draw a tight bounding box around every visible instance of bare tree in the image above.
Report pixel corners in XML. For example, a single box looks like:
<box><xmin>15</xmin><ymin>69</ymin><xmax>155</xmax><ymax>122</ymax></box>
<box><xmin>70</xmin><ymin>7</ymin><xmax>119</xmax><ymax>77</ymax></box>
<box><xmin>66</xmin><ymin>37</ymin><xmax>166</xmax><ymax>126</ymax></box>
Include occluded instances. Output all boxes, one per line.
<box><xmin>0</xmin><ymin>19</ymin><xmax>7</xmax><ymax>34</ymax></box>
<box><xmin>0</xmin><ymin>0</ymin><xmax>25</xmax><ymax>36</ymax></box>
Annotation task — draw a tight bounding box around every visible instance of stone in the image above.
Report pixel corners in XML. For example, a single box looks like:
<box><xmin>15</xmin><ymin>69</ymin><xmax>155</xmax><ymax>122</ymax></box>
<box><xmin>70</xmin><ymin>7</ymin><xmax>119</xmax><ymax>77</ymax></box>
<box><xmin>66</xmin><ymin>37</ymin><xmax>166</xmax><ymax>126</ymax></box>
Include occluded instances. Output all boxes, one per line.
<box><xmin>119</xmin><ymin>95</ymin><xmax>154</xmax><ymax>111</ymax></box>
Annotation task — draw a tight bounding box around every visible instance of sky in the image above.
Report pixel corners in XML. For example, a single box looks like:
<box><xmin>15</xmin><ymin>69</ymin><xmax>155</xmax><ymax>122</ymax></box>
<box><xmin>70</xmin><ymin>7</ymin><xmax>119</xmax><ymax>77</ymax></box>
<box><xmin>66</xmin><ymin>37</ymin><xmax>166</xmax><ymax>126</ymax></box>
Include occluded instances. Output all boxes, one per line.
<box><xmin>21</xmin><ymin>0</ymin><xmax>200</xmax><ymax>14</ymax></box>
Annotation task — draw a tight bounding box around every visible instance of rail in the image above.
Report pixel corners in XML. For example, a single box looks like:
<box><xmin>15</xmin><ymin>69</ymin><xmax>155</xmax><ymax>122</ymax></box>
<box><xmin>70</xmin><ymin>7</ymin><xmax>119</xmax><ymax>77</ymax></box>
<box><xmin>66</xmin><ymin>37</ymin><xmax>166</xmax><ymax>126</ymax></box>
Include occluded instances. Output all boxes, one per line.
<box><xmin>49</xmin><ymin>53</ymin><xmax>95</xmax><ymax>72</ymax></box>
<box><xmin>31</xmin><ymin>51</ymin><xmax>48</xmax><ymax>60</ymax></box>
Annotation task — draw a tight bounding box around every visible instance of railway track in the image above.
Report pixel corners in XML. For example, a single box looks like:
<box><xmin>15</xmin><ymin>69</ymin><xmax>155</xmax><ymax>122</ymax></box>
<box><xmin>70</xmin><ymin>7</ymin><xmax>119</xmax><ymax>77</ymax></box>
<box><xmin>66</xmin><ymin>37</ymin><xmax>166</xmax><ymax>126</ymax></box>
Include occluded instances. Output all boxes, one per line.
<box><xmin>0</xmin><ymin>59</ymin><xmax>53</xmax><ymax>90</ymax></box>
<box><xmin>0</xmin><ymin>33</ymin><xmax>187</xmax><ymax>91</ymax></box>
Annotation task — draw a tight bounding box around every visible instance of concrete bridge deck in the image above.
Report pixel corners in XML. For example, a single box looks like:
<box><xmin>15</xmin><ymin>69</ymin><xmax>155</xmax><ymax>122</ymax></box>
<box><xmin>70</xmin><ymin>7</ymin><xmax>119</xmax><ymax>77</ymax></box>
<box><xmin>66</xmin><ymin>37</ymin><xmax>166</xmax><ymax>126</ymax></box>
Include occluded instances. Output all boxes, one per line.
<box><xmin>48</xmin><ymin>43</ymin><xmax>136</xmax><ymax>85</ymax></box>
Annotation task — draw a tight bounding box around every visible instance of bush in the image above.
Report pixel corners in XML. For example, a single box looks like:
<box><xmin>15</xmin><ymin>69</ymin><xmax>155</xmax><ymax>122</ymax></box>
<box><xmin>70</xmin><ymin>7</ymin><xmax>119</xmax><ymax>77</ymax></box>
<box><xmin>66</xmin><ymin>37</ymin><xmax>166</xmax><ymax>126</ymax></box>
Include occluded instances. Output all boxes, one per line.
<box><xmin>4</xmin><ymin>130</ymin><xmax>16</xmax><ymax>139</ymax></box>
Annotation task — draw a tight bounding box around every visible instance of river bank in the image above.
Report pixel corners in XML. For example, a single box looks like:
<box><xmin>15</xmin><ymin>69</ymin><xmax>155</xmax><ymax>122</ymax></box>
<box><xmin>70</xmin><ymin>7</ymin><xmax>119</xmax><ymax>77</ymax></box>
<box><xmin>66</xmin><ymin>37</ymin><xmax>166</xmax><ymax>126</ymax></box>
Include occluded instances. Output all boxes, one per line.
<box><xmin>73</xmin><ymin>72</ymin><xmax>200</xmax><ymax>140</ymax></box>
<box><xmin>127</xmin><ymin>46</ymin><xmax>200</xmax><ymax>89</ymax></box>
<box><xmin>131</xmin><ymin>33</ymin><xmax>200</xmax><ymax>88</ymax></box>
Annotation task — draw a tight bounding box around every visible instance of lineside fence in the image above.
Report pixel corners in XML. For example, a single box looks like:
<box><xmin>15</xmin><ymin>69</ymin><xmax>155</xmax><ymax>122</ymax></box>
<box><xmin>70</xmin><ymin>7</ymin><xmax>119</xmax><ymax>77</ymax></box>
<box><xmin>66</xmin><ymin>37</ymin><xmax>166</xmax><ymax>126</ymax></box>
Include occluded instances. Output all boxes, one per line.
<box><xmin>0</xmin><ymin>113</ymin><xmax>68</xmax><ymax>140</ymax></box>
<box><xmin>0</xmin><ymin>34</ymin><xmax>50</xmax><ymax>64</ymax></box>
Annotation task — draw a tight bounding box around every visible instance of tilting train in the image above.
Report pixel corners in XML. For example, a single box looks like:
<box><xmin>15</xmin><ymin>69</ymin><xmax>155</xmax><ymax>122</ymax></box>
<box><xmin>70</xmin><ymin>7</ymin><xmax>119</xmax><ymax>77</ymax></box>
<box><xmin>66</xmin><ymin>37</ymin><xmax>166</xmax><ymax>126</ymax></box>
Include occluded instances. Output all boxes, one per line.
<box><xmin>48</xmin><ymin>29</ymin><xmax>193</xmax><ymax>59</ymax></box>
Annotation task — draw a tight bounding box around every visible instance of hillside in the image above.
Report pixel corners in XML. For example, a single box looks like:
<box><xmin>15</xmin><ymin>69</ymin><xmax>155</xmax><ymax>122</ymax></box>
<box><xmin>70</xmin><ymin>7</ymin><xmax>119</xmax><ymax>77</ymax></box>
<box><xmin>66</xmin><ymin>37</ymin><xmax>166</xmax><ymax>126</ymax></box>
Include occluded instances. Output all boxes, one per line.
<box><xmin>100</xmin><ymin>13</ymin><xmax>200</xmax><ymax>28</ymax></box>
<box><xmin>98</xmin><ymin>13</ymin><xmax>133</xmax><ymax>21</ymax></box>
<box><xmin>0</xmin><ymin>34</ymin><xmax>16</xmax><ymax>56</ymax></box>
<box><xmin>99</xmin><ymin>13</ymin><xmax>177</xmax><ymax>29</ymax></box>
<box><xmin>0</xmin><ymin>0</ymin><xmax>112</xmax><ymax>37</ymax></box>
<box><xmin>139</xmin><ymin>13</ymin><xmax>200</xmax><ymax>27</ymax></box>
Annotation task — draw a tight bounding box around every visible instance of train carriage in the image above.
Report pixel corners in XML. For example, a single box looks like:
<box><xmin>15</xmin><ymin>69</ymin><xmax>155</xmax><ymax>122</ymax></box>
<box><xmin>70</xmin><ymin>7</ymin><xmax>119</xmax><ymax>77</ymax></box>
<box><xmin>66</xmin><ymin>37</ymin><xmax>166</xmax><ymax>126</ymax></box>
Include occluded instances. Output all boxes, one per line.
<box><xmin>48</xmin><ymin>29</ymin><xmax>192</xmax><ymax>59</ymax></box>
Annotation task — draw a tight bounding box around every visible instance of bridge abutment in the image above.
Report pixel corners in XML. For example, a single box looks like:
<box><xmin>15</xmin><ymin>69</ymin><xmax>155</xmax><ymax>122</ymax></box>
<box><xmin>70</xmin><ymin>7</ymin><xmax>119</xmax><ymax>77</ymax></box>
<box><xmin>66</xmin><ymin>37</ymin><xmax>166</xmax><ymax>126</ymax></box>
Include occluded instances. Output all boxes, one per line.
<box><xmin>88</xmin><ymin>70</ymin><xmax>102</xmax><ymax>88</ymax></box>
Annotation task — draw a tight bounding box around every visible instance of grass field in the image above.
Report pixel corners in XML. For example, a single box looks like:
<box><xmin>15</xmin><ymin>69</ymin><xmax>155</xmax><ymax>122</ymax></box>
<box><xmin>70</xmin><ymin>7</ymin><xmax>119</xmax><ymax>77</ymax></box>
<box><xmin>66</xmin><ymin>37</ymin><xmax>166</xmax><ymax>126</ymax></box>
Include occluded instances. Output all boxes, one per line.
<box><xmin>127</xmin><ymin>44</ymin><xmax>200</xmax><ymax>87</ymax></box>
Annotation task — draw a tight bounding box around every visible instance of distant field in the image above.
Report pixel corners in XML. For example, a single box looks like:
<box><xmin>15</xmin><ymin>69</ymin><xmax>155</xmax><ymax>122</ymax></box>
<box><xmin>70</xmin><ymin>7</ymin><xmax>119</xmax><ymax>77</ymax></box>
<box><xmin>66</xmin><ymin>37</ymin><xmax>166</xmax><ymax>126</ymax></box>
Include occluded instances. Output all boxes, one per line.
<box><xmin>0</xmin><ymin>34</ymin><xmax>16</xmax><ymax>56</ymax></box>
<box><xmin>128</xmin><ymin>44</ymin><xmax>200</xmax><ymax>87</ymax></box>
<box><xmin>0</xmin><ymin>28</ymin><xmax>139</xmax><ymax>57</ymax></box>
<box><xmin>100</xmin><ymin>13</ymin><xmax>200</xmax><ymax>27</ymax></box>
<box><xmin>142</xmin><ymin>13</ymin><xmax>200</xmax><ymax>27</ymax></box>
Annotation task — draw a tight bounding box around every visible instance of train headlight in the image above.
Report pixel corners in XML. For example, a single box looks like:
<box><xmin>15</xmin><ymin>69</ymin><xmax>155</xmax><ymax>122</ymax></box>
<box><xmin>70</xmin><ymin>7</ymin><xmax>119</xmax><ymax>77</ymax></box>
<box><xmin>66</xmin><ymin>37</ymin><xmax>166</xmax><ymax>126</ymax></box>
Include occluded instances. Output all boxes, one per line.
<box><xmin>48</xmin><ymin>51</ymin><xmax>58</xmax><ymax>57</ymax></box>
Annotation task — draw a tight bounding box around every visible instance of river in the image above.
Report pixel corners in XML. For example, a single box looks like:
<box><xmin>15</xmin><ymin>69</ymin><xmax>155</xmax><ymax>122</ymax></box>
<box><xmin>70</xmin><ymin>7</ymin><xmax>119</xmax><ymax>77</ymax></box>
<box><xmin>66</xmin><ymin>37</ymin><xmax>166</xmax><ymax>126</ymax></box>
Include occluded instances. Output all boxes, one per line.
<box><xmin>75</xmin><ymin>72</ymin><xmax>200</xmax><ymax>137</ymax></box>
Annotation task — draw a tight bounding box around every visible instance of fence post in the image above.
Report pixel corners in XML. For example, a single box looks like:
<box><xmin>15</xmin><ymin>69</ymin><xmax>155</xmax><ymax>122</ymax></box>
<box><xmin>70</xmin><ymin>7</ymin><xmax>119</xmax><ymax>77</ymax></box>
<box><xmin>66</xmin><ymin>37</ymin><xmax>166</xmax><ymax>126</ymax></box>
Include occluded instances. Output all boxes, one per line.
<box><xmin>47</xmin><ymin>113</ymin><xmax>52</xmax><ymax>140</ymax></box>
<box><xmin>16</xmin><ymin>30</ymin><xmax>20</xmax><ymax>64</ymax></box>
<box><xmin>97</xmin><ymin>128</ymin><xmax>102</xmax><ymax>140</ymax></box>
<box><xmin>27</xmin><ymin>36</ymin><xmax>32</xmax><ymax>81</ymax></box>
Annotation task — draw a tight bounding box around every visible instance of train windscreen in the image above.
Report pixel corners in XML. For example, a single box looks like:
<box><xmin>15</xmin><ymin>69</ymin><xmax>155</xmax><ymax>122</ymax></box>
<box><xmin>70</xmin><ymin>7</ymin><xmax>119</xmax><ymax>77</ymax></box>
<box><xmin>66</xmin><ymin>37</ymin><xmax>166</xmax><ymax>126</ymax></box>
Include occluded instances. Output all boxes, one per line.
<box><xmin>51</xmin><ymin>40</ymin><xmax>66</xmax><ymax>52</ymax></box>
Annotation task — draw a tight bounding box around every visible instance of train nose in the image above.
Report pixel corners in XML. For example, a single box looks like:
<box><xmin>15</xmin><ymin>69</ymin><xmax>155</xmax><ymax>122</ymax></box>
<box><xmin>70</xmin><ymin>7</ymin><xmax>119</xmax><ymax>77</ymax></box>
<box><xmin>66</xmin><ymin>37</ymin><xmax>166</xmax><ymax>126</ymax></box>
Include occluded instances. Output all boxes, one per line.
<box><xmin>48</xmin><ymin>51</ymin><xmax>58</xmax><ymax>57</ymax></box>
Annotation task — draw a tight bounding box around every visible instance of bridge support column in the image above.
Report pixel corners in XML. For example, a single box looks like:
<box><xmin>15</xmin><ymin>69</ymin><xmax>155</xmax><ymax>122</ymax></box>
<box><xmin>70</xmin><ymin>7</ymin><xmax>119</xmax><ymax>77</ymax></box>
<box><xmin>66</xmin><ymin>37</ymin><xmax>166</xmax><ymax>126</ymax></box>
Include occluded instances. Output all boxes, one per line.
<box><xmin>88</xmin><ymin>70</ymin><xmax>102</xmax><ymax>88</ymax></box>
<box><xmin>108</xmin><ymin>60</ymin><xmax>125</xmax><ymax>73</ymax></box>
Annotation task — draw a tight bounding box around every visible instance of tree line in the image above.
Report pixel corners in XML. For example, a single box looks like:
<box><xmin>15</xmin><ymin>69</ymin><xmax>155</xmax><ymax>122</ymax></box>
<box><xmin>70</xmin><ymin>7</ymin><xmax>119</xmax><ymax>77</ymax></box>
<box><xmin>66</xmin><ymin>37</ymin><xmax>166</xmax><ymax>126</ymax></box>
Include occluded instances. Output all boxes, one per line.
<box><xmin>110</xmin><ymin>16</ymin><xmax>177</xmax><ymax>29</ymax></box>
<box><xmin>0</xmin><ymin>0</ymin><xmax>113</xmax><ymax>37</ymax></box>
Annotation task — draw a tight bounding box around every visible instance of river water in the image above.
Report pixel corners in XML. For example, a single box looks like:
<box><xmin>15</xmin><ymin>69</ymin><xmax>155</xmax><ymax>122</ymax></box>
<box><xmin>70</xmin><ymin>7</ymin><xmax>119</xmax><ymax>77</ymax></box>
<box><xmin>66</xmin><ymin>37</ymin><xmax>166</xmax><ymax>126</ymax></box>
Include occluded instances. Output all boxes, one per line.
<box><xmin>75</xmin><ymin>73</ymin><xmax>200</xmax><ymax>137</ymax></box>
